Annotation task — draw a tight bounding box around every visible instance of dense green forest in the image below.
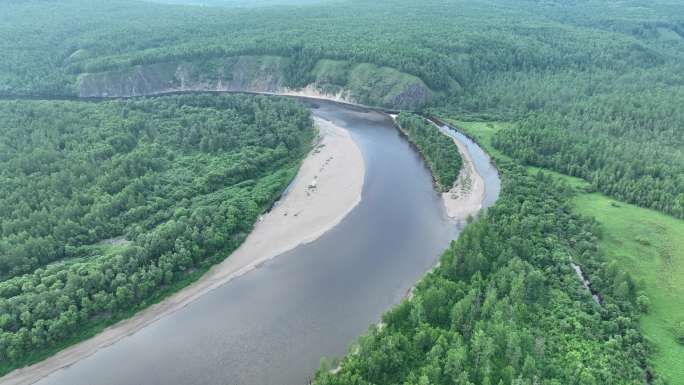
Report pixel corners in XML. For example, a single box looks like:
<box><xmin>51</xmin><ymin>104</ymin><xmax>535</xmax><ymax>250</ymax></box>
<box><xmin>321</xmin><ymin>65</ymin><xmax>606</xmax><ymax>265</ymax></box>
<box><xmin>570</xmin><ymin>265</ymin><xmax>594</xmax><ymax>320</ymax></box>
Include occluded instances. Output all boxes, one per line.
<box><xmin>314</xmin><ymin>162</ymin><xmax>657</xmax><ymax>385</ymax></box>
<box><xmin>396</xmin><ymin>113</ymin><xmax>462</xmax><ymax>192</ymax></box>
<box><xmin>0</xmin><ymin>94</ymin><xmax>313</xmax><ymax>372</ymax></box>
<box><xmin>1</xmin><ymin>0</ymin><xmax>682</xmax><ymax>219</ymax></box>
<box><xmin>1</xmin><ymin>0</ymin><xmax>682</xmax><ymax>383</ymax></box>
<box><xmin>450</xmin><ymin>120</ymin><xmax>684</xmax><ymax>384</ymax></box>
<box><xmin>491</xmin><ymin>107</ymin><xmax>684</xmax><ymax>219</ymax></box>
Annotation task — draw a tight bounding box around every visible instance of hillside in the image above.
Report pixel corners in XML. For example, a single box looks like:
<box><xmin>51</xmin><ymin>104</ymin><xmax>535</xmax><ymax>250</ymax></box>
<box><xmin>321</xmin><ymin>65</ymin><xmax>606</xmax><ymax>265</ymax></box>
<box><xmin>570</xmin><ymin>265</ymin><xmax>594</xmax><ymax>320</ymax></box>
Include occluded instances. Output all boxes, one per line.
<box><xmin>77</xmin><ymin>56</ymin><xmax>432</xmax><ymax>109</ymax></box>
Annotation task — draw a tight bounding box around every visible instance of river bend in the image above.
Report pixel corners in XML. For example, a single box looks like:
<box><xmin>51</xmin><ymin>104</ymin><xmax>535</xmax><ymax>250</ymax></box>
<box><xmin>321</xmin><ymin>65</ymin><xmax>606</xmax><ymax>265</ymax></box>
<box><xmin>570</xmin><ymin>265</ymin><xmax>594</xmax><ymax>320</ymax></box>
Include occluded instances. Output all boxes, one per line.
<box><xmin>29</xmin><ymin>100</ymin><xmax>500</xmax><ymax>385</ymax></box>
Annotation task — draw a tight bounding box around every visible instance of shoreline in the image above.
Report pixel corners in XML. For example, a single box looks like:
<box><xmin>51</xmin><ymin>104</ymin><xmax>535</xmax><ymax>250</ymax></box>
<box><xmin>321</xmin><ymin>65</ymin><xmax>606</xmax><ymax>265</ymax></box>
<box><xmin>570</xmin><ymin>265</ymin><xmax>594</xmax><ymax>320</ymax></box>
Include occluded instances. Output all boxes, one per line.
<box><xmin>390</xmin><ymin>114</ymin><xmax>486</xmax><ymax>223</ymax></box>
<box><xmin>328</xmin><ymin>117</ymin><xmax>489</xmax><ymax>376</ymax></box>
<box><xmin>440</xmin><ymin>133</ymin><xmax>486</xmax><ymax>222</ymax></box>
<box><xmin>0</xmin><ymin>116</ymin><xmax>365</xmax><ymax>385</ymax></box>
<box><xmin>1</xmin><ymin>91</ymin><xmax>491</xmax><ymax>385</ymax></box>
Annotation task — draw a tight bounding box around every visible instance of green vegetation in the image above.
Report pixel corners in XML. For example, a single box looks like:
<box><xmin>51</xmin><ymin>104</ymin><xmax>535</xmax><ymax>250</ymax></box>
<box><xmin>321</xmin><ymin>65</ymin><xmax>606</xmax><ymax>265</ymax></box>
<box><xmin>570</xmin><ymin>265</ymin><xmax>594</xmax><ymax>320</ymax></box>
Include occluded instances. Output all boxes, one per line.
<box><xmin>396</xmin><ymin>113</ymin><xmax>462</xmax><ymax>192</ymax></box>
<box><xmin>446</xmin><ymin>120</ymin><xmax>590</xmax><ymax>190</ymax></box>
<box><xmin>0</xmin><ymin>94</ymin><xmax>313</xmax><ymax>374</ymax></box>
<box><xmin>2</xmin><ymin>0</ymin><xmax>682</xmax><ymax>218</ymax></box>
<box><xmin>493</xmin><ymin>117</ymin><xmax>684</xmax><ymax>219</ymax></box>
<box><xmin>573</xmin><ymin>194</ymin><xmax>684</xmax><ymax>384</ymax></box>
<box><xmin>1</xmin><ymin>0</ymin><xmax>683</xmax><ymax>382</ymax></box>
<box><xmin>451</xmin><ymin>119</ymin><xmax>684</xmax><ymax>384</ymax></box>
<box><xmin>315</xmin><ymin>161</ymin><xmax>652</xmax><ymax>385</ymax></box>
<box><xmin>311</xmin><ymin>60</ymin><xmax>433</xmax><ymax>109</ymax></box>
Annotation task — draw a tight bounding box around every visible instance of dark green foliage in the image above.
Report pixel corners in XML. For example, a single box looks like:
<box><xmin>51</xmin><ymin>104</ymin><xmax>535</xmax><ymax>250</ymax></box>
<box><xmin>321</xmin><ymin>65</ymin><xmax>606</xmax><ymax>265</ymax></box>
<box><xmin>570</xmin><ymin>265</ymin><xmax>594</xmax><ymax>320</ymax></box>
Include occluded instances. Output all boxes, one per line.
<box><xmin>314</xmin><ymin>164</ymin><xmax>653</xmax><ymax>385</ymax></box>
<box><xmin>676</xmin><ymin>322</ymin><xmax>684</xmax><ymax>345</ymax></box>
<box><xmin>283</xmin><ymin>45</ymin><xmax>319</xmax><ymax>88</ymax></box>
<box><xmin>396</xmin><ymin>113</ymin><xmax>462</xmax><ymax>192</ymax></box>
<box><xmin>0</xmin><ymin>94</ymin><xmax>313</xmax><ymax>371</ymax></box>
<box><xmin>492</xmin><ymin>113</ymin><xmax>684</xmax><ymax>219</ymax></box>
<box><xmin>0</xmin><ymin>0</ymin><xmax>678</xmax><ymax>380</ymax></box>
<box><xmin>2</xmin><ymin>0</ymin><xmax>682</xmax><ymax>218</ymax></box>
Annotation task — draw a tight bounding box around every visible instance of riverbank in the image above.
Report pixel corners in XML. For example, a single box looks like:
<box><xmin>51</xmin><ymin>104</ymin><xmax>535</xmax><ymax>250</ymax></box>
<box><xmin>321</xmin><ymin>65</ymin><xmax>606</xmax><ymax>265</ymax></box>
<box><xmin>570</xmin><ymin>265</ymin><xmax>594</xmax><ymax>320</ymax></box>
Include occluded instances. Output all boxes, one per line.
<box><xmin>391</xmin><ymin>114</ymin><xmax>486</xmax><ymax>223</ymax></box>
<box><xmin>440</xmin><ymin>132</ymin><xmax>486</xmax><ymax>221</ymax></box>
<box><xmin>0</xmin><ymin>116</ymin><xmax>365</xmax><ymax>385</ymax></box>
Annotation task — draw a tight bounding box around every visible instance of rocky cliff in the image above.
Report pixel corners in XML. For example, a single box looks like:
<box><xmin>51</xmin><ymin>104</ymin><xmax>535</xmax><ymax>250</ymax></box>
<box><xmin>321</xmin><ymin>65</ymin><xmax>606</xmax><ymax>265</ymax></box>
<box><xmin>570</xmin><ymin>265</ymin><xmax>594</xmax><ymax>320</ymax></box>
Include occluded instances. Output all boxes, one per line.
<box><xmin>77</xmin><ymin>56</ymin><xmax>433</xmax><ymax>110</ymax></box>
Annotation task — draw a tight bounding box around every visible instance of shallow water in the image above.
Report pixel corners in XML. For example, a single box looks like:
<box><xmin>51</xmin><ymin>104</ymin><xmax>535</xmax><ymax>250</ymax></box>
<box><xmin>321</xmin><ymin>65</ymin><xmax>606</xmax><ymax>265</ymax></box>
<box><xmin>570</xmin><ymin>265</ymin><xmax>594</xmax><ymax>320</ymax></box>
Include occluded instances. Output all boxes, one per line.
<box><xmin>34</xmin><ymin>101</ymin><xmax>500</xmax><ymax>385</ymax></box>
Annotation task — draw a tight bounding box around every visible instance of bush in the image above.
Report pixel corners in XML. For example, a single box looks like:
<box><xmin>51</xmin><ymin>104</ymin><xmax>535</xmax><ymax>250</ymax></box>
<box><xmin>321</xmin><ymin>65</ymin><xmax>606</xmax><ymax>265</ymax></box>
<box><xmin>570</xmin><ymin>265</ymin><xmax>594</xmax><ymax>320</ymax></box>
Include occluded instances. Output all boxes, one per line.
<box><xmin>636</xmin><ymin>294</ymin><xmax>650</xmax><ymax>313</ymax></box>
<box><xmin>675</xmin><ymin>321</ymin><xmax>684</xmax><ymax>345</ymax></box>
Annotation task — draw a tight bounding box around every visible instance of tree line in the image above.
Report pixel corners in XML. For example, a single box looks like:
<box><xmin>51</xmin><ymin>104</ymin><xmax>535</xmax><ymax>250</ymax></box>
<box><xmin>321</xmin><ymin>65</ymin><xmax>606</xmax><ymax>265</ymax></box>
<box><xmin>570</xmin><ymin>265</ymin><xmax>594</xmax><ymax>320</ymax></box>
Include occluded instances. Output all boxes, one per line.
<box><xmin>396</xmin><ymin>113</ymin><xmax>462</xmax><ymax>192</ymax></box>
<box><xmin>2</xmin><ymin>0</ymin><xmax>682</xmax><ymax>220</ymax></box>
<box><xmin>313</xmin><ymin>160</ymin><xmax>661</xmax><ymax>385</ymax></box>
<box><xmin>0</xmin><ymin>0</ymin><xmax>681</xmax><ymax>380</ymax></box>
<box><xmin>0</xmin><ymin>94</ymin><xmax>313</xmax><ymax>373</ymax></box>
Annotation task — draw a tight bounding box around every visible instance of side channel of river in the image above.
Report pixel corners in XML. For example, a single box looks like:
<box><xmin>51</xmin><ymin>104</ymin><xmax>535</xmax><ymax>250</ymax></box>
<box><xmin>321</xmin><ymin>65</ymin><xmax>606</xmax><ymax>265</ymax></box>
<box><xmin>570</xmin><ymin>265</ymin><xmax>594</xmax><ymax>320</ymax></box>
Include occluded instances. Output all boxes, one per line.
<box><xmin>30</xmin><ymin>100</ymin><xmax>500</xmax><ymax>385</ymax></box>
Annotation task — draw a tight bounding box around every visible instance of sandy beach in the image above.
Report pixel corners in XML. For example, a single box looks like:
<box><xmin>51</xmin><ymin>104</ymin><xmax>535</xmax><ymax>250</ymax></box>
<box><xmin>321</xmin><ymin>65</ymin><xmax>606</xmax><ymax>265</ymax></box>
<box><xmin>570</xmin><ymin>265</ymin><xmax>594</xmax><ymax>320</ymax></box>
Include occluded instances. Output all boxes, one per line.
<box><xmin>1</xmin><ymin>116</ymin><xmax>365</xmax><ymax>385</ymax></box>
<box><xmin>441</xmin><ymin>133</ymin><xmax>486</xmax><ymax>221</ymax></box>
<box><xmin>390</xmin><ymin>115</ymin><xmax>486</xmax><ymax>223</ymax></box>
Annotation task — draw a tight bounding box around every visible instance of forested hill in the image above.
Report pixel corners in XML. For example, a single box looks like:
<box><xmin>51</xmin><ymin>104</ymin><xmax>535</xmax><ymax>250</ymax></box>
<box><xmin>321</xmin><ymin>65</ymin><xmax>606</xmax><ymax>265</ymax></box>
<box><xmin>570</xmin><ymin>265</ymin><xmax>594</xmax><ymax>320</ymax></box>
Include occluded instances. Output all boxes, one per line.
<box><xmin>1</xmin><ymin>0</ymin><xmax>682</xmax><ymax>218</ymax></box>
<box><xmin>0</xmin><ymin>94</ymin><xmax>313</xmax><ymax>372</ymax></box>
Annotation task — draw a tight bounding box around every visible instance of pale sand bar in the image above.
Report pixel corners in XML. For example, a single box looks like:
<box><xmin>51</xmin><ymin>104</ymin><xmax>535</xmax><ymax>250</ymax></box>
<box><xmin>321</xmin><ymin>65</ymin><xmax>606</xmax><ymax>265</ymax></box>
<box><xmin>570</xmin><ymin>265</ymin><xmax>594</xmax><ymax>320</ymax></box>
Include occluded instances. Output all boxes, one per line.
<box><xmin>390</xmin><ymin>114</ymin><xmax>486</xmax><ymax>223</ymax></box>
<box><xmin>441</xmin><ymin>134</ymin><xmax>486</xmax><ymax>221</ymax></box>
<box><xmin>1</xmin><ymin>117</ymin><xmax>364</xmax><ymax>385</ymax></box>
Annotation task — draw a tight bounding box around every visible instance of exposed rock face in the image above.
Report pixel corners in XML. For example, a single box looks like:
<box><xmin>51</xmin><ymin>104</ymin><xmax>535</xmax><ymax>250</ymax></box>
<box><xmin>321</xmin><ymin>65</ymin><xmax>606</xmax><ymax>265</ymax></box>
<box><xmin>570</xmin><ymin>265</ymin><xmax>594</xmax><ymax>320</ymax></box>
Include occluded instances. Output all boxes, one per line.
<box><xmin>77</xmin><ymin>56</ymin><xmax>288</xmax><ymax>98</ymax></box>
<box><xmin>77</xmin><ymin>55</ymin><xmax>434</xmax><ymax>110</ymax></box>
<box><xmin>390</xmin><ymin>83</ymin><xmax>431</xmax><ymax>110</ymax></box>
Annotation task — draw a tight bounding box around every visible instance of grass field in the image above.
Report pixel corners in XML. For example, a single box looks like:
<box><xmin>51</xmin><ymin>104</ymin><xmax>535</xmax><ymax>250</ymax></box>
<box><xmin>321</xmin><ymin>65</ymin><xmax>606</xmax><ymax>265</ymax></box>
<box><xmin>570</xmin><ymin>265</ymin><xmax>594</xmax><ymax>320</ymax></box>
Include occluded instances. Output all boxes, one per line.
<box><xmin>447</xmin><ymin>118</ymin><xmax>684</xmax><ymax>384</ymax></box>
<box><xmin>573</xmin><ymin>193</ymin><xmax>684</xmax><ymax>383</ymax></box>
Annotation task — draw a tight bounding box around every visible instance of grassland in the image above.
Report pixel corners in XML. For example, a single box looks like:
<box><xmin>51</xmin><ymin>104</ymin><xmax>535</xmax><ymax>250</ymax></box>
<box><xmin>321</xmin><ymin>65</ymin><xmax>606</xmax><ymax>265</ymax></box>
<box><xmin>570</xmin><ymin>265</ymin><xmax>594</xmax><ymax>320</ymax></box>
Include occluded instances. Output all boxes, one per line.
<box><xmin>573</xmin><ymin>193</ymin><xmax>684</xmax><ymax>383</ymax></box>
<box><xmin>446</xmin><ymin>118</ymin><xmax>684</xmax><ymax>384</ymax></box>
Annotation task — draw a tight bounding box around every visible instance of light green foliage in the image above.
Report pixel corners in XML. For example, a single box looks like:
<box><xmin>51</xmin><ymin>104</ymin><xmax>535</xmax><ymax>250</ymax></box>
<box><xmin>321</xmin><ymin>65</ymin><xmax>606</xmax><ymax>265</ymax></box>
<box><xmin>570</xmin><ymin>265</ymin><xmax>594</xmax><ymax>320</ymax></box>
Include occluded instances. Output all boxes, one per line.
<box><xmin>311</xmin><ymin>59</ymin><xmax>351</xmax><ymax>87</ymax></box>
<box><xmin>344</xmin><ymin>64</ymin><xmax>431</xmax><ymax>109</ymax></box>
<box><xmin>312</xmin><ymin>59</ymin><xmax>433</xmax><ymax>109</ymax></box>
<box><xmin>676</xmin><ymin>322</ymin><xmax>684</xmax><ymax>345</ymax></box>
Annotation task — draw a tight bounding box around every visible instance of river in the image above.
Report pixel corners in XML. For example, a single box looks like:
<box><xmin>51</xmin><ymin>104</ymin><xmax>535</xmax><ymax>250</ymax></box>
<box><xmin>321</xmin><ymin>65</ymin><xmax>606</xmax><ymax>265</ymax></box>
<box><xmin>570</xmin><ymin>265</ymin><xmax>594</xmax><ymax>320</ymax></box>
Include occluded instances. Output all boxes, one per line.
<box><xmin>28</xmin><ymin>100</ymin><xmax>500</xmax><ymax>385</ymax></box>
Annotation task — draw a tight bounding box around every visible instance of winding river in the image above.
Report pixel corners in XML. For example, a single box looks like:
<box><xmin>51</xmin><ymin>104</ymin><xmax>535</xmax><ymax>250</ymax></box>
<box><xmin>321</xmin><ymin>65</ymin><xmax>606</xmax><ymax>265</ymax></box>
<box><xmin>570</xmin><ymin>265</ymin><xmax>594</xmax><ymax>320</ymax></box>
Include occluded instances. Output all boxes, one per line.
<box><xmin>26</xmin><ymin>100</ymin><xmax>500</xmax><ymax>385</ymax></box>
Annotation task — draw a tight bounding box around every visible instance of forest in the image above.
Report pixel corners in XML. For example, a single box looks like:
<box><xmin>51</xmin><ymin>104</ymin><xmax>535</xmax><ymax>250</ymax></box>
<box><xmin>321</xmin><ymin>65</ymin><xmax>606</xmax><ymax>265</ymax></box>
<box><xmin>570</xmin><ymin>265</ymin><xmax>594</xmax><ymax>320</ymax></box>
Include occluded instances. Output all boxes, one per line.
<box><xmin>396</xmin><ymin>113</ymin><xmax>462</xmax><ymax>192</ymax></box>
<box><xmin>0</xmin><ymin>94</ymin><xmax>313</xmax><ymax>372</ymax></box>
<box><xmin>0</xmin><ymin>0</ymin><xmax>682</xmax><ymax>383</ymax></box>
<box><xmin>1</xmin><ymin>0</ymin><xmax>682</xmax><ymax>219</ymax></box>
<box><xmin>313</xmin><ymin>161</ymin><xmax>656</xmax><ymax>385</ymax></box>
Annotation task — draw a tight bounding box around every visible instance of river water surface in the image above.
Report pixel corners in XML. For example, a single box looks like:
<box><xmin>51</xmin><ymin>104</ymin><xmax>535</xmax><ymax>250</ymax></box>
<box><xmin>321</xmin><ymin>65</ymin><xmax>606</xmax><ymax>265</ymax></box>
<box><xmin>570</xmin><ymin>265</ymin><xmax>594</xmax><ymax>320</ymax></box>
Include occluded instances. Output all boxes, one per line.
<box><xmin>33</xmin><ymin>101</ymin><xmax>500</xmax><ymax>385</ymax></box>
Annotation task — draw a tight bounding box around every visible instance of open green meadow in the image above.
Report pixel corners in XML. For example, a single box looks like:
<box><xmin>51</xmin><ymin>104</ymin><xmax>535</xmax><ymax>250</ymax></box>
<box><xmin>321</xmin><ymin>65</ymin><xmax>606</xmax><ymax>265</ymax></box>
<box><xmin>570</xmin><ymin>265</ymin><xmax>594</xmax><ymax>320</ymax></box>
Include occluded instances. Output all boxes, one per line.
<box><xmin>573</xmin><ymin>193</ymin><xmax>684</xmax><ymax>383</ymax></box>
